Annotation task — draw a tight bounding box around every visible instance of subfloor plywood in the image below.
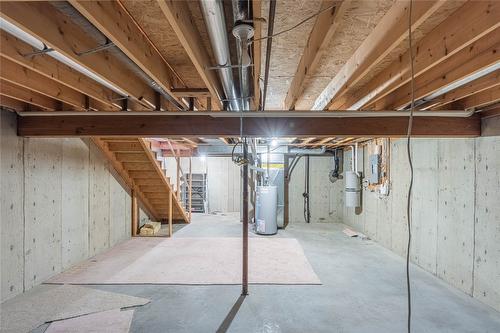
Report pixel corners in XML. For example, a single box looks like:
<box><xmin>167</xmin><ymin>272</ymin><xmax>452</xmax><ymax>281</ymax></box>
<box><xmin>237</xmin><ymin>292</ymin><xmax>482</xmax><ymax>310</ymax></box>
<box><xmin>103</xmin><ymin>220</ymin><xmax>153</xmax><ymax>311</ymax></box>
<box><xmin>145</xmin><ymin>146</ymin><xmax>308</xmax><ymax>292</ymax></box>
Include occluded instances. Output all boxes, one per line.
<box><xmin>47</xmin><ymin>237</ymin><xmax>321</xmax><ymax>285</ymax></box>
<box><xmin>0</xmin><ymin>284</ymin><xmax>148</xmax><ymax>333</ymax></box>
<box><xmin>45</xmin><ymin>309</ymin><xmax>134</xmax><ymax>333</ymax></box>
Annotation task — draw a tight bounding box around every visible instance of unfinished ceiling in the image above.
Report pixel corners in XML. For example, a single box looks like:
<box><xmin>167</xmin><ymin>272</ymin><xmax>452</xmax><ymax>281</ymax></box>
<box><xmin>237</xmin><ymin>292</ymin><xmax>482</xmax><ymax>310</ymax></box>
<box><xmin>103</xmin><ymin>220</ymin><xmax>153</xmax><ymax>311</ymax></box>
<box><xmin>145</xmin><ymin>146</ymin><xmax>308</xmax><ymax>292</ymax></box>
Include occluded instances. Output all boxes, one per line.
<box><xmin>0</xmin><ymin>0</ymin><xmax>499</xmax><ymax>147</ymax></box>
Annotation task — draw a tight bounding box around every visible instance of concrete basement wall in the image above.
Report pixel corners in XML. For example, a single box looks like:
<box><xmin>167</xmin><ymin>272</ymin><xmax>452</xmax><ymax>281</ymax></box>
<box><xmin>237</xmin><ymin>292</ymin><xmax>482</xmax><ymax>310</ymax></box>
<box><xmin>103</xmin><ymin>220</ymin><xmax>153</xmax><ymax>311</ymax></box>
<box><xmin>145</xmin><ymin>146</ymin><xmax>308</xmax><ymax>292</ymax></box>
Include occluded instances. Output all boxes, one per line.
<box><xmin>339</xmin><ymin>137</ymin><xmax>500</xmax><ymax>312</ymax></box>
<box><xmin>0</xmin><ymin>110</ymin><xmax>131</xmax><ymax>301</ymax></box>
<box><xmin>289</xmin><ymin>156</ymin><xmax>344</xmax><ymax>224</ymax></box>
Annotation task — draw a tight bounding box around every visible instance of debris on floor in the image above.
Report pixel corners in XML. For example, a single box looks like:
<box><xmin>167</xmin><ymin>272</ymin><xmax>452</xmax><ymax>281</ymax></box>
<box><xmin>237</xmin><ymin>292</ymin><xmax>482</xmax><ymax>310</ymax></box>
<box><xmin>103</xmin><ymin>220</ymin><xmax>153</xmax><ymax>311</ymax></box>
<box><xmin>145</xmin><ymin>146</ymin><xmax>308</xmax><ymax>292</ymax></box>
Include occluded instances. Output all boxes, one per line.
<box><xmin>0</xmin><ymin>284</ymin><xmax>149</xmax><ymax>333</ymax></box>
<box><xmin>343</xmin><ymin>228</ymin><xmax>370</xmax><ymax>240</ymax></box>
<box><xmin>139</xmin><ymin>221</ymin><xmax>162</xmax><ymax>236</ymax></box>
<box><xmin>44</xmin><ymin>309</ymin><xmax>134</xmax><ymax>333</ymax></box>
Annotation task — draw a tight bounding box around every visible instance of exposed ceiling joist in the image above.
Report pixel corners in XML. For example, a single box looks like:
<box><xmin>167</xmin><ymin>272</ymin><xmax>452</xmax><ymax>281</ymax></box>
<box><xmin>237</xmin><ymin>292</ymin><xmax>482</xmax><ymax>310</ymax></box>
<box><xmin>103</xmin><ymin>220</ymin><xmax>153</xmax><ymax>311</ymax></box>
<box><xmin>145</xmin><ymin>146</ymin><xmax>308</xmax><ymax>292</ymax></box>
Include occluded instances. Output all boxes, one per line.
<box><xmin>0</xmin><ymin>30</ymin><xmax>120</xmax><ymax>110</ymax></box>
<box><xmin>449</xmin><ymin>85</ymin><xmax>500</xmax><ymax>110</ymax></box>
<box><xmin>170</xmin><ymin>88</ymin><xmax>211</xmax><ymax>98</ymax></box>
<box><xmin>0</xmin><ymin>79</ymin><xmax>59</xmax><ymax>110</ymax></box>
<box><xmin>312</xmin><ymin>0</ymin><xmax>444</xmax><ymax>110</ymax></box>
<box><xmin>284</xmin><ymin>0</ymin><xmax>348</xmax><ymax>110</ymax></box>
<box><xmin>374</xmin><ymin>32</ymin><xmax>500</xmax><ymax>110</ymax></box>
<box><xmin>335</xmin><ymin>0</ymin><xmax>500</xmax><ymax>110</ymax></box>
<box><xmin>17</xmin><ymin>113</ymin><xmax>480</xmax><ymax>138</ymax></box>
<box><xmin>155</xmin><ymin>0</ymin><xmax>223</xmax><ymax>110</ymax></box>
<box><xmin>419</xmin><ymin>70</ymin><xmax>500</xmax><ymax>110</ymax></box>
<box><xmin>68</xmin><ymin>0</ymin><xmax>184</xmax><ymax>109</ymax></box>
<box><xmin>0</xmin><ymin>1</ymin><xmax>156</xmax><ymax>108</ymax></box>
<box><xmin>0</xmin><ymin>57</ymin><xmax>87</xmax><ymax>110</ymax></box>
<box><xmin>0</xmin><ymin>94</ymin><xmax>29</xmax><ymax>111</ymax></box>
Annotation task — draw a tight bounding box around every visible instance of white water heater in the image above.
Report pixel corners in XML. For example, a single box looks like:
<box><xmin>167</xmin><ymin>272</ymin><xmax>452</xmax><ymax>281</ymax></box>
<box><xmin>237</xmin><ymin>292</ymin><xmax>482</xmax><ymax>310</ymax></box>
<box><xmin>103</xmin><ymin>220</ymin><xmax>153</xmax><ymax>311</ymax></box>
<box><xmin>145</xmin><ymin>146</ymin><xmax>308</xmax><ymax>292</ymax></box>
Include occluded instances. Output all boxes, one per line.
<box><xmin>255</xmin><ymin>185</ymin><xmax>278</xmax><ymax>235</ymax></box>
<box><xmin>345</xmin><ymin>171</ymin><xmax>361</xmax><ymax>208</ymax></box>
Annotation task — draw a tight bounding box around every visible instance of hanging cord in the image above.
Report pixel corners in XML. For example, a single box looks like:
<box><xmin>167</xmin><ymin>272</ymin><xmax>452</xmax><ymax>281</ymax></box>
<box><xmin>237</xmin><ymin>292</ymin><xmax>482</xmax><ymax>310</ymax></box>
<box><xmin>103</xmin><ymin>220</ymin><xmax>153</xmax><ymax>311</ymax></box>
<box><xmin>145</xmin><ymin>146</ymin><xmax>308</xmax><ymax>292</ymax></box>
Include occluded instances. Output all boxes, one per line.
<box><xmin>252</xmin><ymin>3</ymin><xmax>336</xmax><ymax>43</ymax></box>
<box><xmin>406</xmin><ymin>0</ymin><xmax>415</xmax><ymax>332</ymax></box>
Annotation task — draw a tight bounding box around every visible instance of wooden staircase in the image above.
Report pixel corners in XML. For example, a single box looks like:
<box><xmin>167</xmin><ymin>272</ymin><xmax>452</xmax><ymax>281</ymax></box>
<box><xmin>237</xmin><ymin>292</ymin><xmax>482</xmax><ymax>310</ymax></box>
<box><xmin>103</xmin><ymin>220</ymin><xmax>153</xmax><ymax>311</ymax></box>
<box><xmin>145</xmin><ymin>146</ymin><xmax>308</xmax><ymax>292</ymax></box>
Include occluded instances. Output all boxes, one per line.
<box><xmin>92</xmin><ymin>137</ymin><xmax>189</xmax><ymax>224</ymax></box>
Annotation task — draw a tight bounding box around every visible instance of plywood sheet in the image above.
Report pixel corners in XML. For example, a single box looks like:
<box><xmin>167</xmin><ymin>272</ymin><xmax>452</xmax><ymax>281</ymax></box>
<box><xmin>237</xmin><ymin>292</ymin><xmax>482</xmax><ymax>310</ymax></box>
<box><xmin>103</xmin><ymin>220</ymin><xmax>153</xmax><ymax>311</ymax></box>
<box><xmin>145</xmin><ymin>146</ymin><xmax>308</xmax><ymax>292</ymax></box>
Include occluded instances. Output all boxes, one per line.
<box><xmin>61</xmin><ymin>139</ymin><xmax>89</xmax><ymax>270</ymax></box>
<box><xmin>47</xmin><ymin>237</ymin><xmax>321</xmax><ymax>285</ymax></box>
<box><xmin>121</xmin><ymin>0</ymin><xmax>205</xmax><ymax>89</ymax></box>
<box><xmin>259</xmin><ymin>0</ymin><xmax>321</xmax><ymax>109</ymax></box>
<box><xmin>24</xmin><ymin>138</ymin><xmax>63</xmax><ymax>290</ymax></box>
<box><xmin>473</xmin><ymin>136</ymin><xmax>500</xmax><ymax>310</ymax></box>
<box><xmin>0</xmin><ymin>110</ymin><xmax>24</xmax><ymax>301</ymax></box>
<box><xmin>0</xmin><ymin>284</ymin><xmax>148</xmax><ymax>333</ymax></box>
<box><xmin>437</xmin><ymin>139</ymin><xmax>475</xmax><ymax>294</ymax></box>
<box><xmin>45</xmin><ymin>309</ymin><xmax>134</xmax><ymax>333</ymax></box>
<box><xmin>89</xmin><ymin>143</ymin><xmax>110</xmax><ymax>256</ymax></box>
<box><xmin>295</xmin><ymin>0</ymin><xmax>394</xmax><ymax>109</ymax></box>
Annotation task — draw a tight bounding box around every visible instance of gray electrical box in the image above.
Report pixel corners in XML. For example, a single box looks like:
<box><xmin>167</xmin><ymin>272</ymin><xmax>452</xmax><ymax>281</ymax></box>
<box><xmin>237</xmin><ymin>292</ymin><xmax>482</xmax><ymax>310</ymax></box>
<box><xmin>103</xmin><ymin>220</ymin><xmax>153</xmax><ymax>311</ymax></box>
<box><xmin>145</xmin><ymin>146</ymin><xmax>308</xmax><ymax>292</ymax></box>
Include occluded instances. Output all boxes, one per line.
<box><xmin>369</xmin><ymin>154</ymin><xmax>380</xmax><ymax>184</ymax></box>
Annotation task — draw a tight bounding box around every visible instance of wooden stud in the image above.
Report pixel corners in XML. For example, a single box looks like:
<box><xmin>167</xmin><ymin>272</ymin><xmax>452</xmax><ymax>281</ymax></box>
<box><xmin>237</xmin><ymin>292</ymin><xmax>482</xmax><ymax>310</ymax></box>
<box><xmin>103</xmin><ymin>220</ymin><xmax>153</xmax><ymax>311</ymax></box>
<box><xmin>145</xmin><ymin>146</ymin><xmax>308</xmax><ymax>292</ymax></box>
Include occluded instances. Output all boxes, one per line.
<box><xmin>131</xmin><ymin>189</ymin><xmax>139</xmax><ymax>236</ymax></box>
<box><xmin>168</xmin><ymin>186</ymin><xmax>173</xmax><ymax>237</ymax></box>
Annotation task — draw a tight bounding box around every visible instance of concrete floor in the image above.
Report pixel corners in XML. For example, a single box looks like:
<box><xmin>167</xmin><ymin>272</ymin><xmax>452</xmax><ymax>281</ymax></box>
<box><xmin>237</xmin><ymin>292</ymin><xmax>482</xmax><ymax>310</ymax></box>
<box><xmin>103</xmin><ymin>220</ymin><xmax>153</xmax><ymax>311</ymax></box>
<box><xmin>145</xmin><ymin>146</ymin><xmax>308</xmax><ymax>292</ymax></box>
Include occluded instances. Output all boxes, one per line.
<box><xmin>60</xmin><ymin>214</ymin><xmax>500</xmax><ymax>332</ymax></box>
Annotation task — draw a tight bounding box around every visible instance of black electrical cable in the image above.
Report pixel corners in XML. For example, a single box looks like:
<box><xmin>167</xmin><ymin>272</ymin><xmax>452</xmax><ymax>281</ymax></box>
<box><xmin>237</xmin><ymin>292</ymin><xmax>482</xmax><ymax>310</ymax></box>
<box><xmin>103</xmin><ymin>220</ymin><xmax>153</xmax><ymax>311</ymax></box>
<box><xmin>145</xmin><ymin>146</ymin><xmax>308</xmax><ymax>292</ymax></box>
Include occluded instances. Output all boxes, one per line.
<box><xmin>253</xmin><ymin>3</ymin><xmax>337</xmax><ymax>43</ymax></box>
<box><xmin>406</xmin><ymin>0</ymin><xmax>415</xmax><ymax>332</ymax></box>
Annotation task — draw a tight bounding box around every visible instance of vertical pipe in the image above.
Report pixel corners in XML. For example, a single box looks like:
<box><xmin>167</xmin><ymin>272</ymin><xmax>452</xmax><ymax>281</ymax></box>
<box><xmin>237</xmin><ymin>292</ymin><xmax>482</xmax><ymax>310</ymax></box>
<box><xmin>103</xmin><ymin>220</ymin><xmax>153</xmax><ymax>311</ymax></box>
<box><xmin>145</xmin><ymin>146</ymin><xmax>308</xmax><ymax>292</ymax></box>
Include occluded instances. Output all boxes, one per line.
<box><xmin>242</xmin><ymin>138</ymin><xmax>249</xmax><ymax>295</ymax></box>
<box><xmin>283</xmin><ymin>155</ymin><xmax>290</xmax><ymax>228</ymax></box>
<box><xmin>189</xmin><ymin>157</ymin><xmax>192</xmax><ymax>222</ymax></box>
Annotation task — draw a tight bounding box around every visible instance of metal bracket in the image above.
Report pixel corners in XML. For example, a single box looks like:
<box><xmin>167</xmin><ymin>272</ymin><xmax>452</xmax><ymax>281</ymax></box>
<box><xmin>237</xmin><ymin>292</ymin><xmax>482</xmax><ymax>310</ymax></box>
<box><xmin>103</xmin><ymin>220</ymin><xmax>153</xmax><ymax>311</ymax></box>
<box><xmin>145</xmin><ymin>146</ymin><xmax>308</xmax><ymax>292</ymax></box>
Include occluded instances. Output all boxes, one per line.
<box><xmin>75</xmin><ymin>41</ymin><xmax>114</xmax><ymax>57</ymax></box>
<box><xmin>22</xmin><ymin>45</ymin><xmax>54</xmax><ymax>58</ymax></box>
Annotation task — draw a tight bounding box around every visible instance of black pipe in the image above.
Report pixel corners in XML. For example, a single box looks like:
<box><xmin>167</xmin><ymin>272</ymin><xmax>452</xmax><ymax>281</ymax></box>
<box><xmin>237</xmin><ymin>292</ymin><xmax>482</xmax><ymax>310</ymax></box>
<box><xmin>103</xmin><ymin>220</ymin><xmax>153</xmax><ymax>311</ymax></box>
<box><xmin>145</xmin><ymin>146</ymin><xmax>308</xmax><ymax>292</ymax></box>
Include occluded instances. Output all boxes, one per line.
<box><xmin>261</xmin><ymin>0</ymin><xmax>276</xmax><ymax>111</ymax></box>
<box><xmin>303</xmin><ymin>155</ymin><xmax>311</xmax><ymax>223</ymax></box>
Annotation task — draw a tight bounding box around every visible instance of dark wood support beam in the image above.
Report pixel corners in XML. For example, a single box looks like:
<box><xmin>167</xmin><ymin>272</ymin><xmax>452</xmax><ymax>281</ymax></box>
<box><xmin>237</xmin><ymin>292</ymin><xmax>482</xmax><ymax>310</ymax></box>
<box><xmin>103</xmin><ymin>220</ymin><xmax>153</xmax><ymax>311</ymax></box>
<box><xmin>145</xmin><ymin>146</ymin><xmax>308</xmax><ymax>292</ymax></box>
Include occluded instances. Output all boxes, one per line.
<box><xmin>17</xmin><ymin>113</ymin><xmax>480</xmax><ymax>137</ymax></box>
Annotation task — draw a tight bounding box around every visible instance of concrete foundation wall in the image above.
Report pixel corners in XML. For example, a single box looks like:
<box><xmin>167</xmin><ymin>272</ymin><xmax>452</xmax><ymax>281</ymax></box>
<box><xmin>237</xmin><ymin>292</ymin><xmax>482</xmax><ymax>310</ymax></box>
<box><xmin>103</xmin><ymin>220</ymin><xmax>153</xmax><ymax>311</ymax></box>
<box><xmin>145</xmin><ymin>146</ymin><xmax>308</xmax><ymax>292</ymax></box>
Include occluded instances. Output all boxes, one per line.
<box><xmin>340</xmin><ymin>137</ymin><xmax>500</xmax><ymax>312</ymax></box>
<box><xmin>1</xmin><ymin>110</ymin><xmax>131</xmax><ymax>301</ymax></box>
<box><xmin>289</xmin><ymin>156</ymin><xmax>344</xmax><ymax>224</ymax></box>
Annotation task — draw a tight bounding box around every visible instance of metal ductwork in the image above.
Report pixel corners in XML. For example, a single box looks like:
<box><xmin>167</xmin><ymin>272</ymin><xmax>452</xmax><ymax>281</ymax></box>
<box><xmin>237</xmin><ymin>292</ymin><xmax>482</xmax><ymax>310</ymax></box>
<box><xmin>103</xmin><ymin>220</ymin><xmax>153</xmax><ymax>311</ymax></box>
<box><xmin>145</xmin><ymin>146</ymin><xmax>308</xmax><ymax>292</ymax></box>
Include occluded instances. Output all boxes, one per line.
<box><xmin>289</xmin><ymin>146</ymin><xmax>327</xmax><ymax>155</ymax></box>
<box><xmin>232</xmin><ymin>0</ymin><xmax>254</xmax><ymax>111</ymax></box>
<box><xmin>200</xmin><ymin>0</ymin><xmax>240</xmax><ymax>110</ymax></box>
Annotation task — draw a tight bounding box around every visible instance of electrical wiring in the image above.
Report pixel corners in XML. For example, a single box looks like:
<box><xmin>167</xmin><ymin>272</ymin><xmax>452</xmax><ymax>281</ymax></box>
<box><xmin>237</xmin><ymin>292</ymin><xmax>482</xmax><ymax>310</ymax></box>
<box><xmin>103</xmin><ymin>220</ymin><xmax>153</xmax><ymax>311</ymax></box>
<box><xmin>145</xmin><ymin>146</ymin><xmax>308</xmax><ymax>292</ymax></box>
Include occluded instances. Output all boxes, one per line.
<box><xmin>406</xmin><ymin>0</ymin><xmax>415</xmax><ymax>332</ymax></box>
<box><xmin>252</xmin><ymin>3</ymin><xmax>337</xmax><ymax>43</ymax></box>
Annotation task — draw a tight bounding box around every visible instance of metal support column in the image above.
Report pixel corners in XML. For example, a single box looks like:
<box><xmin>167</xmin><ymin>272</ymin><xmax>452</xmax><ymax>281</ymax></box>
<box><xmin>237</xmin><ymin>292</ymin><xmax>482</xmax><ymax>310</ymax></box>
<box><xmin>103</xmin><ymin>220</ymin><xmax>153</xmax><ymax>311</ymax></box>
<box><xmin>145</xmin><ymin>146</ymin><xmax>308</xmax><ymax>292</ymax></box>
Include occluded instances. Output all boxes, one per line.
<box><xmin>242</xmin><ymin>138</ymin><xmax>249</xmax><ymax>296</ymax></box>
